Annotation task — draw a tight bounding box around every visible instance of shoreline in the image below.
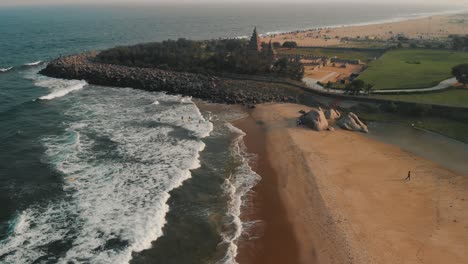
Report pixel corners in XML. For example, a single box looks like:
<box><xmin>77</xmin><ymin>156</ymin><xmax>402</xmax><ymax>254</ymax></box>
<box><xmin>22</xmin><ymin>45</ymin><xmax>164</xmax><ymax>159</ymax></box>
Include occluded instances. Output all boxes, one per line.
<box><xmin>265</xmin><ymin>12</ymin><xmax>468</xmax><ymax>47</ymax></box>
<box><xmin>233</xmin><ymin>103</ymin><xmax>468</xmax><ymax>263</ymax></box>
<box><xmin>259</xmin><ymin>8</ymin><xmax>467</xmax><ymax>37</ymax></box>
<box><xmin>232</xmin><ymin>114</ymin><xmax>300</xmax><ymax>264</ymax></box>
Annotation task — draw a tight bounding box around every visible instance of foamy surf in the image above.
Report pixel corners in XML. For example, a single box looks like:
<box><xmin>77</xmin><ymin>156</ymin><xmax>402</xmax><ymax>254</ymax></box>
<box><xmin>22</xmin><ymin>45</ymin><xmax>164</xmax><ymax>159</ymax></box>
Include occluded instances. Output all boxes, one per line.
<box><xmin>0</xmin><ymin>66</ymin><xmax>13</xmax><ymax>73</ymax></box>
<box><xmin>218</xmin><ymin>123</ymin><xmax>261</xmax><ymax>264</ymax></box>
<box><xmin>0</xmin><ymin>87</ymin><xmax>213</xmax><ymax>264</ymax></box>
<box><xmin>34</xmin><ymin>78</ymin><xmax>88</xmax><ymax>100</ymax></box>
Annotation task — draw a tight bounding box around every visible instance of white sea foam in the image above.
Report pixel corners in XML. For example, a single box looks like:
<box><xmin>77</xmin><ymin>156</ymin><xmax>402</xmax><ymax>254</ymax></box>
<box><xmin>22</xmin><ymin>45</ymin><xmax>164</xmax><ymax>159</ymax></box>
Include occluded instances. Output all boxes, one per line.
<box><xmin>218</xmin><ymin>123</ymin><xmax>261</xmax><ymax>264</ymax></box>
<box><xmin>0</xmin><ymin>66</ymin><xmax>13</xmax><ymax>72</ymax></box>
<box><xmin>0</xmin><ymin>87</ymin><xmax>213</xmax><ymax>264</ymax></box>
<box><xmin>36</xmin><ymin>78</ymin><xmax>88</xmax><ymax>100</ymax></box>
<box><xmin>24</xmin><ymin>61</ymin><xmax>43</xmax><ymax>66</ymax></box>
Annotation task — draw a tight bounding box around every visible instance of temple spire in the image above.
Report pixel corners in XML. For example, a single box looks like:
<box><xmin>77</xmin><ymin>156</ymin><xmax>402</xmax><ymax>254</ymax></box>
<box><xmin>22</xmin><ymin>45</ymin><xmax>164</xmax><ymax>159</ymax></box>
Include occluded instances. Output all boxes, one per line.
<box><xmin>248</xmin><ymin>27</ymin><xmax>262</xmax><ymax>52</ymax></box>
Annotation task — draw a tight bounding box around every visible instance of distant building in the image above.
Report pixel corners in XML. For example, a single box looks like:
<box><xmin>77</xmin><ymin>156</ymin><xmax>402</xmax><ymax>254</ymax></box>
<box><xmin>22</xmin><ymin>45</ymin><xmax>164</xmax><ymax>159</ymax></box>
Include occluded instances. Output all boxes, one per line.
<box><xmin>248</xmin><ymin>27</ymin><xmax>262</xmax><ymax>52</ymax></box>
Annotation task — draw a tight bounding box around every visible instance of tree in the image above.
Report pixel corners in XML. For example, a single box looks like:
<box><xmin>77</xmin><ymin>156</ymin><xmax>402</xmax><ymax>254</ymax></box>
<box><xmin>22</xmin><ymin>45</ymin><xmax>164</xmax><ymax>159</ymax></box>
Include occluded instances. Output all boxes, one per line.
<box><xmin>452</xmin><ymin>64</ymin><xmax>468</xmax><ymax>86</ymax></box>
<box><xmin>345</xmin><ymin>79</ymin><xmax>366</xmax><ymax>95</ymax></box>
<box><xmin>451</xmin><ymin>35</ymin><xmax>468</xmax><ymax>51</ymax></box>
<box><xmin>286</xmin><ymin>57</ymin><xmax>304</xmax><ymax>81</ymax></box>
<box><xmin>272</xmin><ymin>42</ymin><xmax>281</xmax><ymax>48</ymax></box>
<box><xmin>273</xmin><ymin>57</ymin><xmax>288</xmax><ymax>74</ymax></box>
<box><xmin>282</xmin><ymin>41</ymin><xmax>298</xmax><ymax>49</ymax></box>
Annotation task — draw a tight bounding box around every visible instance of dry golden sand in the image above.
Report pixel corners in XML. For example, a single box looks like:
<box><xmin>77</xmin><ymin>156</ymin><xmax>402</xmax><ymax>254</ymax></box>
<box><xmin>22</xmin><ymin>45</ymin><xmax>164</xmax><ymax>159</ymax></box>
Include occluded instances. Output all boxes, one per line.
<box><xmin>304</xmin><ymin>64</ymin><xmax>363</xmax><ymax>82</ymax></box>
<box><xmin>235</xmin><ymin>103</ymin><xmax>468</xmax><ymax>264</ymax></box>
<box><xmin>264</xmin><ymin>13</ymin><xmax>468</xmax><ymax>47</ymax></box>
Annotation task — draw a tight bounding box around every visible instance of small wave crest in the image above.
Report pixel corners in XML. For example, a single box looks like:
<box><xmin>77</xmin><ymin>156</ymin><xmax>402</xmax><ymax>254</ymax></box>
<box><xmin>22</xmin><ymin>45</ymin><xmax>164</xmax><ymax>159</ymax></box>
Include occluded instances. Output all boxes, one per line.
<box><xmin>24</xmin><ymin>61</ymin><xmax>43</xmax><ymax>66</ymax></box>
<box><xmin>0</xmin><ymin>66</ymin><xmax>13</xmax><ymax>73</ymax></box>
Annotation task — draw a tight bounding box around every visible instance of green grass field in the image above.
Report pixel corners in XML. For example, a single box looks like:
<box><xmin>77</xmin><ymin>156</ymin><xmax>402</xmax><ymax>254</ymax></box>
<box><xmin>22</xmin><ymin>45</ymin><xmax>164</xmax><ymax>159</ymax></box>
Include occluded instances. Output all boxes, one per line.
<box><xmin>277</xmin><ymin>47</ymin><xmax>383</xmax><ymax>61</ymax></box>
<box><xmin>358</xmin><ymin>49</ymin><xmax>468</xmax><ymax>90</ymax></box>
<box><xmin>358</xmin><ymin>112</ymin><xmax>468</xmax><ymax>144</ymax></box>
<box><xmin>375</xmin><ymin>88</ymin><xmax>468</xmax><ymax>107</ymax></box>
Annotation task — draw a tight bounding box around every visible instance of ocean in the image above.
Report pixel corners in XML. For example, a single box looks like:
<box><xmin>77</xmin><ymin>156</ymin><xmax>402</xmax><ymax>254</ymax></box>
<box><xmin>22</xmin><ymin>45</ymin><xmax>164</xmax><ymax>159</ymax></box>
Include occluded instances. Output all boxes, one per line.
<box><xmin>0</xmin><ymin>3</ymin><xmax>463</xmax><ymax>263</ymax></box>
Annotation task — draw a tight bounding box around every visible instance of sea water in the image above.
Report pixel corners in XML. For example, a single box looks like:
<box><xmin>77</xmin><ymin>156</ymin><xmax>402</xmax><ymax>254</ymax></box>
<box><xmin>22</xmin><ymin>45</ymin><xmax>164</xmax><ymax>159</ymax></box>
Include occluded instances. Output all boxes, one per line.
<box><xmin>0</xmin><ymin>3</ymin><xmax>463</xmax><ymax>263</ymax></box>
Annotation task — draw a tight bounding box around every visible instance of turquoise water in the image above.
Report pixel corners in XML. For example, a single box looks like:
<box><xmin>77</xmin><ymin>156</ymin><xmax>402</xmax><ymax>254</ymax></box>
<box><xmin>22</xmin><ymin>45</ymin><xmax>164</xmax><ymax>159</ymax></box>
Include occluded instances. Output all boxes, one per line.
<box><xmin>0</xmin><ymin>3</ymin><xmax>463</xmax><ymax>263</ymax></box>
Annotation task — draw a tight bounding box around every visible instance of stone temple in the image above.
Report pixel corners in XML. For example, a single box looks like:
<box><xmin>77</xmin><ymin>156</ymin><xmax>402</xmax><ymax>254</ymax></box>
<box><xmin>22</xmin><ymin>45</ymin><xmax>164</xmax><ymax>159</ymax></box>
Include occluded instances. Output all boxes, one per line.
<box><xmin>248</xmin><ymin>27</ymin><xmax>262</xmax><ymax>52</ymax></box>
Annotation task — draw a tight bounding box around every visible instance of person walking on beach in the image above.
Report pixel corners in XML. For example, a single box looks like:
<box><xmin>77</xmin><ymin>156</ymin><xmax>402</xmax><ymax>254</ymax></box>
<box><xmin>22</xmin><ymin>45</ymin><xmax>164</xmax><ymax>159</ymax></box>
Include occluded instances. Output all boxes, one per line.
<box><xmin>405</xmin><ymin>171</ymin><xmax>411</xmax><ymax>181</ymax></box>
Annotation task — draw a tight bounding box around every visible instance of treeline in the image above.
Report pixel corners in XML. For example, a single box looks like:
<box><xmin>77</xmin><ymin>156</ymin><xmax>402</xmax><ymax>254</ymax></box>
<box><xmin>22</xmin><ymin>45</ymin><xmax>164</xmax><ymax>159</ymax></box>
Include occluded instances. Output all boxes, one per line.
<box><xmin>96</xmin><ymin>38</ymin><xmax>304</xmax><ymax>80</ymax></box>
<box><xmin>450</xmin><ymin>35</ymin><xmax>468</xmax><ymax>51</ymax></box>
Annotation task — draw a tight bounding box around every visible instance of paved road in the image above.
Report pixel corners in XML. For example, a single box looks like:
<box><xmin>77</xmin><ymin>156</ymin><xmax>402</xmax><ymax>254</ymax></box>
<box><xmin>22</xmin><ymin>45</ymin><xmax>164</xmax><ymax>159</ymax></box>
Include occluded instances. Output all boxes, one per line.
<box><xmin>372</xmin><ymin>78</ymin><xmax>457</xmax><ymax>94</ymax></box>
<box><xmin>303</xmin><ymin>77</ymin><xmax>458</xmax><ymax>95</ymax></box>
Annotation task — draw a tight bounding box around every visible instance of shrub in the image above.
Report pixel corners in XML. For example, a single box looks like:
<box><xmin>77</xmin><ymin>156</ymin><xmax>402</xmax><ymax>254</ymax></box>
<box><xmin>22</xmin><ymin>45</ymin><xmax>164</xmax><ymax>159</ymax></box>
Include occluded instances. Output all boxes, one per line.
<box><xmin>452</xmin><ymin>64</ymin><xmax>468</xmax><ymax>85</ymax></box>
<box><xmin>282</xmin><ymin>41</ymin><xmax>298</xmax><ymax>48</ymax></box>
<box><xmin>272</xmin><ymin>42</ymin><xmax>281</xmax><ymax>48</ymax></box>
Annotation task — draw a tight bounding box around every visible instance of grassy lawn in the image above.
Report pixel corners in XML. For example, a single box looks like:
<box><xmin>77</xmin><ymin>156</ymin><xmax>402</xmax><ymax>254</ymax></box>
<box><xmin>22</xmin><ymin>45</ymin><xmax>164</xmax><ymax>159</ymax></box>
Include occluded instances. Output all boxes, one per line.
<box><xmin>358</xmin><ymin>49</ymin><xmax>468</xmax><ymax>90</ymax></box>
<box><xmin>277</xmin><ymin>47</ymin><xmax>383</xmax><ymax>61</ymax></box>
<box><xmin>374</xmin><ymin>88</ymin><xmax>468</xmax><ymax>107</ymax></box>
<box><xmin>358</xmin><ymin>112</ymin><xmax>468</xmax><ymax>143</ymax></box>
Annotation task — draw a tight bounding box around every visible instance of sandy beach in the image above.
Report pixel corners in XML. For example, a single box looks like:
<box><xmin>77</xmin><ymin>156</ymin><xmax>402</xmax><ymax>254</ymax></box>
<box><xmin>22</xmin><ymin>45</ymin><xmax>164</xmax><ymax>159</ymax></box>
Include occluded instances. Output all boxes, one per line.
<box><xmin>264</xmin><ymin>13</ymin><xmax>468</xmax><ymax>47</ymax></box>
<box><xmin>234</xmin><ymin>103</ymin><xmax>468</xmax><ymax>264</ymax></box>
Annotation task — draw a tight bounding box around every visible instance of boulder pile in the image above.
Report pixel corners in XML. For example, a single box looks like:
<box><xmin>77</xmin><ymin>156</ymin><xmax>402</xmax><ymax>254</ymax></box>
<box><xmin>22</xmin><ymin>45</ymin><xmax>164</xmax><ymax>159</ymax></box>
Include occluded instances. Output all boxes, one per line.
<box><xmin>299</xmin><ymin>108</ymin><xmax>368</xmax><ymax>133</ymax></box>
<box><xmin>40</xmin><ymin>52</ymin><xmax>299</xmax><ymax>105</ymax></box>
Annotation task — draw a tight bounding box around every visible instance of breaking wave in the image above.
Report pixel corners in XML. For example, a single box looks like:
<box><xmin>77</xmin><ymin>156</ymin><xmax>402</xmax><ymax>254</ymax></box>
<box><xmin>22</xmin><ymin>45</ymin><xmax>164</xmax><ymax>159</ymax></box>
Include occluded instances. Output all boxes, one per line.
<box><xmin>0</xmin><ymin>86</ymin><xmax>213</xmax><ymax>264</ymax></box>
<box><xmin>35</xmin><ymin>78</ymin><xmax>88</xmax><ymax>100</ymax></box>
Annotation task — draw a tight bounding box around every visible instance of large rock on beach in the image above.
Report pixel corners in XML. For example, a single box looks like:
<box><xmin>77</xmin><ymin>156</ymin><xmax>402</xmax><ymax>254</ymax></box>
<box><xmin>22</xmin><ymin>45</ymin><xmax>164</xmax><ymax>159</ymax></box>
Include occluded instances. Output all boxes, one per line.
<box><xmin>325</xmin><ymin>108</ymin><xmax>341</xmax><ymax>120</ymax></box>
<box><xmin>337</xmin><ymin>112</ymin><xmax>369</xmax><ymax>133</ymax></box>
<box><xmin>300</xmin><ymin>107</ymin><xmax>329</xmax><ymax>131</ymax></box>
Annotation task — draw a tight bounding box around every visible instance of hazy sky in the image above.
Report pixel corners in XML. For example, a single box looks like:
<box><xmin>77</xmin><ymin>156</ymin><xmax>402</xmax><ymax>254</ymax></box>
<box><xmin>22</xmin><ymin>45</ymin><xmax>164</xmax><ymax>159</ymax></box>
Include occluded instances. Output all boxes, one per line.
<box><xmin>1</xmin><ymin>0</ymin><xmax>467</xmax><ymax>6</ymax></box>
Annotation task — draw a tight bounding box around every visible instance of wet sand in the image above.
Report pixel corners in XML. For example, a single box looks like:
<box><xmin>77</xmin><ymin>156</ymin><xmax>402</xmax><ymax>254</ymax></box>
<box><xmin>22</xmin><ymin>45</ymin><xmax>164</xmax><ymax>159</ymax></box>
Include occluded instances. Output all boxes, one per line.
<box><xmin>234</xmin><ymin>115</ymin><xmax>300</xmax><ymax>264</ymax></box>
<box><xmin>234</xmin><ymin>103</ymin><xmax>468</xmax><ymax>264</ymax></box>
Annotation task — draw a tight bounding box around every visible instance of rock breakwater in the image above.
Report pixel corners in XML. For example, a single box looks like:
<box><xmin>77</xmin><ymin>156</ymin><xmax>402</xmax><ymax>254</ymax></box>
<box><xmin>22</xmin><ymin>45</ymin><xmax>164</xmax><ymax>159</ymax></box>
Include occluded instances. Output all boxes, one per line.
<box><xmin>40</xmin><ymin>53</ymin><xmax>300</xmax><ymax>105</ymax></box>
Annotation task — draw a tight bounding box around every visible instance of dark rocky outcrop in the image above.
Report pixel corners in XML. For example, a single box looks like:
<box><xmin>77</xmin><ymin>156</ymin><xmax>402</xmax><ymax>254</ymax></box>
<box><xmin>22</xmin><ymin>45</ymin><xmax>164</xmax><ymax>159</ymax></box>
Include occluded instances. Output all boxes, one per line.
<box><xmin>39</xmin><ymin>52</ymin><xmax>300</xmax><ymax>105</ymax></box>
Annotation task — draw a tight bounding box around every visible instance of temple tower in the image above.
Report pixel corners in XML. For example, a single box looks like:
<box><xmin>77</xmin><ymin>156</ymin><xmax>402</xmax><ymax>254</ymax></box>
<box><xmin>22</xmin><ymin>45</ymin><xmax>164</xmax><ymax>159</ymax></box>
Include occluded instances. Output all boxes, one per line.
<box><xmin>248</xmin><ymin>27</ymin><xmax>262</xmax><ymax>52</ymax></box>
